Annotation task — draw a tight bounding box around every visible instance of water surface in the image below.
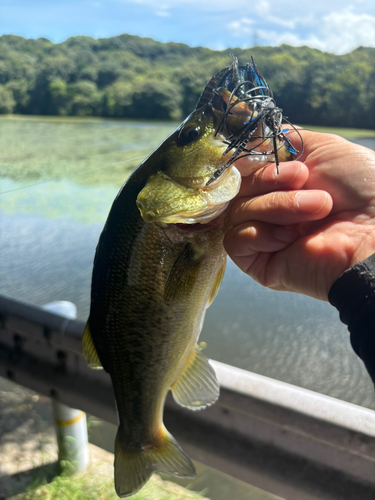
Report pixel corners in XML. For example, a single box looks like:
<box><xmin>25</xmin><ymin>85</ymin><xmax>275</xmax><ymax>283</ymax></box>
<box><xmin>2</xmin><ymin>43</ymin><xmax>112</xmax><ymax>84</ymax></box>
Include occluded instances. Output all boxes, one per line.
<box><xmin>1</xmin><ymin>117</ymin><xmax>374</xmax><ymax>410</ymax></box>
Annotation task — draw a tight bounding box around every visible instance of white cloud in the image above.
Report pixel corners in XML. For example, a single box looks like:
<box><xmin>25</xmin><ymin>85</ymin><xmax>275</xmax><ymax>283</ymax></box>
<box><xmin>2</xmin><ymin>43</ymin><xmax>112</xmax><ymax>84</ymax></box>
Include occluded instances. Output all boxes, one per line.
<box><xmin>251</xmin><ymin>0</ymin><xmax>296</xmax><ymax>28</ymax></box>
<box><xmin>229</xmin><ymin>6</ymin><xmax>375</xmax><ymax>54</ymax></box>
<box><xmin>155</xmin><ymin>5</ymin><xmax>170</xmax><ymax>17</ymax></box>
<box><xmin>229</xmin><ymin>14</ymin><xmax>295</xmax><ymax>38</ymax></box>
<box><xmin>229</xmin><ymin>18</ymin><xmax>254</xmax><ymax>36</ymax></box>
<box><xmin>124</xmin><ymin>0</ymin><xmax>374</xmax><ymax>16</ymax></box>
<box><xmin>320</xmin><ymin>9</ymin><xmax>375</xmax><ymax>53</ymax></box>
<box><xmin>117</xmin><ymin>0</ymin><xmax>375</xmax><ymax>53</ymax></box>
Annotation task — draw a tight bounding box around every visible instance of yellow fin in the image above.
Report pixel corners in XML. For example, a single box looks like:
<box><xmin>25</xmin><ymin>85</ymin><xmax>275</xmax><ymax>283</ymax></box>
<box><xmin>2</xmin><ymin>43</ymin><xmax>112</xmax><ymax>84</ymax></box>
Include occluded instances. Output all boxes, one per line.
<box><xmin>206</xmin><ymin>258</ymin><xmax>226</xmax><ymax>308</ymax></box>
<box><xmin>171</xmin><ymin>346</ymin><xmax>219</xmax><ymax>410</ymax></box>
<box><xmin>82</xmin><ymin>322</ymin><xmax>103</xmax><ymax>369</ymax></box>
<box><xmin>164</xmin><ymin>242</ymin><xmax>203</xmax><ymax>304</ymax></box>
<box><xmin>114</xmin><ymin>427</ymin><xmax>195</xmax><ymax>497</ymax></box>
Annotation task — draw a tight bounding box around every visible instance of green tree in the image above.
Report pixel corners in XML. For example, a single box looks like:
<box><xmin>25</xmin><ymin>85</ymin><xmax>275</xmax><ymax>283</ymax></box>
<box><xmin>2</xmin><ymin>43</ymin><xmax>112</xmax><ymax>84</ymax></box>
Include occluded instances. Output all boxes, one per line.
<box><xmin>128</xmin><ymin>79</ymin><xmax>182</xmax><ymax>120</ymax></box>
<box><xmin>97</xmin><ymin>61</ymin><xmax>122</xmax><ymax>88</ymax></box>
<box><xmin>0</xmin><ymin>61</ymin><xmax>14</xmax><ymax>84</ymax></box>
<box><xmin>0</xmin><ymin>33</ymin><xmax>374</xmax><ymax>128</ymax></box>
<box><xmin>69</xmin><ymin>80</ymin><xmax>101</xmax><ymax>116</ymax></box>
<box><xmin>173</xmin><ymin>68</ymin><xmax>207</xmax><ymax>117</ymax></box>
<box><xmin>0</xmin><ymin>84</ymin><xmax>15</xmax><ymax>113</ymax></box>
<box><xmin>102</xmin><ymin>80</ymin><xmax>133</xmax><ymax>116</ymax></box>
<box><xmin>27</xmin><ymin>56</ymin><xmax>75</xmax><ymax>114</ymax></box>
<box><xmin>6</xmin><ymin>79</ymin><xmax>30</xmax><ymax>112</ymax></box>
<box><xmin>49</xmin><ymin>79</ymin><xmax>71</xmax><ymax>115</ymax></box>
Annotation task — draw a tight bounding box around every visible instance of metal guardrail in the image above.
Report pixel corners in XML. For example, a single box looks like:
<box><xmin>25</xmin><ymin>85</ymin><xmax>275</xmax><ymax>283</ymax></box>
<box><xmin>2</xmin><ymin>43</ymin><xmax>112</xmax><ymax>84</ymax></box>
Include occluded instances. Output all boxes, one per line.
<box><xmin>1</xmin><ymin>293</ymin><xmax>375</xmax><ymax>500</ymax></box>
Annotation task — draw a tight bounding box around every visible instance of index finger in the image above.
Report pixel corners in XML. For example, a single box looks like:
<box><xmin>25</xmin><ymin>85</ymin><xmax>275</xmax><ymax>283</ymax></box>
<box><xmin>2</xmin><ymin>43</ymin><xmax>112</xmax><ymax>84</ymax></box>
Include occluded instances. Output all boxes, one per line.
<box><xmin>232</xmin><ymin>126</ymin><xmax>309</xmax><ymax>178</ymax></box>
<box><xmin>284</xmin><ymin>127</ymin><xmax>349</xmax><ymax>164</ymax></box>
<box><xmin>237</xmin><ymin>160</ymin><xmax>309</xmax><ymax>198</ymax></box>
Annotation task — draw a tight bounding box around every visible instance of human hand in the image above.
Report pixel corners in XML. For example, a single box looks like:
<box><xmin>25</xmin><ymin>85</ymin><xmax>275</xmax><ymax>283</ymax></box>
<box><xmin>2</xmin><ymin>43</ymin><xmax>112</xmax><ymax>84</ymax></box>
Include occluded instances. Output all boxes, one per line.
<box><xmin>225</xmin><ymin>129</ymin><xmax>375</xmax><ymax>301</ymax></box>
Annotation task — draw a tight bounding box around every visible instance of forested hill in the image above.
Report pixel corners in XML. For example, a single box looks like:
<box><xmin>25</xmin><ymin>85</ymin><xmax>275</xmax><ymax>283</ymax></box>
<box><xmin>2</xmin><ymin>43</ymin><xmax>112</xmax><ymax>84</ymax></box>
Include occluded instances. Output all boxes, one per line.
<box><xmin>0</xmin><ymin>34</ymin><xmax>374</xmax><ymax>128</ymax></box>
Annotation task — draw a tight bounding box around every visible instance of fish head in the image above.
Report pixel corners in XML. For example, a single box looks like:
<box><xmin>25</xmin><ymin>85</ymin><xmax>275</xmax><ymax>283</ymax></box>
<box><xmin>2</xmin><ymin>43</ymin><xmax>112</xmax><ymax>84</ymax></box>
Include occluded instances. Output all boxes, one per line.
<box><xmin>136</xmin><ymin>104</ymin><xmax>241</xmax><ymax>225</ymax></box>
<box><xmin>136</xmin><ymin>56</ymin><xmax>300</xmax><ymax>225</ymax></box>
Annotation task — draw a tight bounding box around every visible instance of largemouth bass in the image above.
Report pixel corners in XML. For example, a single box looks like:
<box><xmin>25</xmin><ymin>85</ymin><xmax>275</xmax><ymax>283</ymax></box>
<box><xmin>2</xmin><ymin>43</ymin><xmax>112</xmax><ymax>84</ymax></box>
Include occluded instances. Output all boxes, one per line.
<box><xmin>83</xmin><ymin>56</ymin><xmax>298</xmax><ymax>498</ymax></box>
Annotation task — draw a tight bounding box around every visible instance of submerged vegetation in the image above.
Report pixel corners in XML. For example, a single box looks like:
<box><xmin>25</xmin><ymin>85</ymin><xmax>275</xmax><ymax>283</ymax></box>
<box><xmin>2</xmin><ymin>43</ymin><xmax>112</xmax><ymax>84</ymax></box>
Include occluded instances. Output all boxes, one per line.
<box><xmin>0</xmin><ymin>116</ymin><xmax>374</xmax><ymax>191</ymax></box>
<box><xmin>0</xmin><ymin>34</ymin><xmax>374</xmax><ymax>128</ymax></box>
<box><xmin>0</xmin><ymin>116</ymin><xmax>175</xmax><ymax>186</ymax></box>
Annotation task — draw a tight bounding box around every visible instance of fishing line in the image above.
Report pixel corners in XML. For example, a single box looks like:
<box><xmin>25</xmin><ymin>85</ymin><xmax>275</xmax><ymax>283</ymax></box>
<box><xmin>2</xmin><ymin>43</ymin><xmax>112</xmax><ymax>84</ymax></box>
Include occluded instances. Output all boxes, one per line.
<box><xmin>0</xmin><ymin>155</ymin><xmax>146</xmax><ymax>196</ymax></box>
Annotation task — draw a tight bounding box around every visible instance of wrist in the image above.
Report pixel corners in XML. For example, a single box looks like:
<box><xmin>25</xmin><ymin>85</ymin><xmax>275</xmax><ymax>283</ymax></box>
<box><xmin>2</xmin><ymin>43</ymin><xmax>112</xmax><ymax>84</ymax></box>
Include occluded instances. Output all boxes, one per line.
<box><xmin>328</xmin><ymin>253</ymin><xmax>375</xmax><ymax>325</ymax></box>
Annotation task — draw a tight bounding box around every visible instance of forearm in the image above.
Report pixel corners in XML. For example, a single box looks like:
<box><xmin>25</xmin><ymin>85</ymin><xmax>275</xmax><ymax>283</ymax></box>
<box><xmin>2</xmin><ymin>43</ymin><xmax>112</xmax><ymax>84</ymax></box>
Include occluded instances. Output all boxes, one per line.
<box><xmin>328</xmin><ymin>253</ymin><xmax>375</xmax><ymax>385</ymax></box>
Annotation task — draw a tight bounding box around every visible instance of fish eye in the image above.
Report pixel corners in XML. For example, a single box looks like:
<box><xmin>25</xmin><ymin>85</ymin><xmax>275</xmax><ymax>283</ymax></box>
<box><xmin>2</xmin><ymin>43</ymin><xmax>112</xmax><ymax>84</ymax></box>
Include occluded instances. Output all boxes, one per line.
<box><xmin>178</xmin><ymin>125</ymin><xmax>201</xmax><ymax>145</ymax></box>
<box><xmin>187</xmin><ymin>128</ymin><xmax>200</xmax><ymax>140</ymax></box>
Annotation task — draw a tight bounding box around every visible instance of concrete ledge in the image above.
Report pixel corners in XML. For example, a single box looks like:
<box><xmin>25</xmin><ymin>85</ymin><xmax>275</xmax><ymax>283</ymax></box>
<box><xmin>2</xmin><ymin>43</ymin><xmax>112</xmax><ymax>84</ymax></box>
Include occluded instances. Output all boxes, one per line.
<box><xmin>2</xmin><ymin>294</ymin><xmax>375</xmax><ymax>499</ymax></box>
<box><xmin>213</xmin><ymin>359</ymin><xmax>375</xmax><ymax>438</ymax></box>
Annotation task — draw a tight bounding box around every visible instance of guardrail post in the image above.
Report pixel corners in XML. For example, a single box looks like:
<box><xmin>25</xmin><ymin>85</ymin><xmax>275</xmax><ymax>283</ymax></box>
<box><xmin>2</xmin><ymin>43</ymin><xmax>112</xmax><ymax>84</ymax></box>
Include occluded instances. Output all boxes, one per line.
<box><xmin>43</xmin><ymin>301</ymin><xmax>90</xmax><ymax>473</ymax></box>
<box><xmin>51</xmin><ymin>399</ymin><xmax>90</xmax><ymax>472</ymax></box>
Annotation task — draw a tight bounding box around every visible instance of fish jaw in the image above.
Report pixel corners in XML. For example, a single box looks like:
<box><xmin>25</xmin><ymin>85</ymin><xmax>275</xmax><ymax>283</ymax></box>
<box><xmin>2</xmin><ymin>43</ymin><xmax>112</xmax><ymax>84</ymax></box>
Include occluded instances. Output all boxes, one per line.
<box><xmin>136</xmin><ymin>165</ymin><xmax>241</xmax><ymax>224</ymax></box>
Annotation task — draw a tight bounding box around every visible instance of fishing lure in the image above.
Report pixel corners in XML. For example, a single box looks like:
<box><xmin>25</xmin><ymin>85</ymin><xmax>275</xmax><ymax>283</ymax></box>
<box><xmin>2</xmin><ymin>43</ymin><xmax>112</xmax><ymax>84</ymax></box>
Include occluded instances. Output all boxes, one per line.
<box><xmin>199</xmin><ymin>55</ymin><xmax>303</xmax><ymax>185</ymax></box>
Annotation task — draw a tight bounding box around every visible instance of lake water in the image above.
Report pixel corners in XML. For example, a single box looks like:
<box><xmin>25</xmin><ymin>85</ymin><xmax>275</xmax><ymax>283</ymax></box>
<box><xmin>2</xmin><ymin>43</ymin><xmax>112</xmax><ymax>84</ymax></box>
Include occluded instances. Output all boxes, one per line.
<box><xmin>1</xmin><ymin>118</ymin><xmax>375</xmax><ymax>410</ymax></box>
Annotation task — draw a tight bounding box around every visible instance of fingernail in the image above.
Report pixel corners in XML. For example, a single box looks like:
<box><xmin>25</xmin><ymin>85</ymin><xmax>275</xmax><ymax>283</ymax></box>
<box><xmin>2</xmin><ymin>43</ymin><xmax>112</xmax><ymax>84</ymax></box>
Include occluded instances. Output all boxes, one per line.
<box><xmin>275</xmin><ymin>162</ymin><xmax>300</xmax><ymax>183</ymax></box>
<box><xmin>296</xmin><ymin>191</ymin><xmax>327</xmax><ymax>213</ymax></box>
<box><xmin>274</xmin><ymin>226</ymin><xmax>299</xmax><ymax>243</ymax></box>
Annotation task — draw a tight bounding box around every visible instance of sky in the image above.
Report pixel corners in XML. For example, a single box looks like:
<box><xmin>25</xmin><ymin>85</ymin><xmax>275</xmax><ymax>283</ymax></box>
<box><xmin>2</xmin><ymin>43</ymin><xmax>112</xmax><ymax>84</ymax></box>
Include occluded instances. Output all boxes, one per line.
<box><xmin>1</xmin><ymin>0</ymin><xmax>375</xmax><ymax>55</ymax></box>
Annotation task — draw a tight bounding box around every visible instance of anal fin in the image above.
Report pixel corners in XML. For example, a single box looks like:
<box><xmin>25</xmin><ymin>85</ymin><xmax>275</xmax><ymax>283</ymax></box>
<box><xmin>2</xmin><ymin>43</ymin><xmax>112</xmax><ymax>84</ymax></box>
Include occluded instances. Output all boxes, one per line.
<box><xmin>171</xmin><ymin>346</ymin><xmax>219</xmax><ymax>410</ymax></box>
<box><xmin>82</xmin><ymin>322</ymin><xmax>103</xmax><ymax>369</ymax></box>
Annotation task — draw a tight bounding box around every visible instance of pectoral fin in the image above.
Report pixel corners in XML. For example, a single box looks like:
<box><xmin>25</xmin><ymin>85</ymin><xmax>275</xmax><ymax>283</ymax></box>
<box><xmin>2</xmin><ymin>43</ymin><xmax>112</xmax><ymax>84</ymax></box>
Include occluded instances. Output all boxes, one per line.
<box><xmin>171</xmin><ymin>346</ymin><xmax>219</xmax><ymax>410</ymax></box>
<box><xmin>164</xmin><ymin>242</ymin><xmax>203</xmax><ymax>304</ymax></box>
<box><xmin>82</xmin><ymin>322</ymin><xmax>103</xmax><ymax>369</ymax></box>
<box><xmin>206</xmin><ymin>259</ymin><xmax>226</xmax><ymax>308</ymax></box>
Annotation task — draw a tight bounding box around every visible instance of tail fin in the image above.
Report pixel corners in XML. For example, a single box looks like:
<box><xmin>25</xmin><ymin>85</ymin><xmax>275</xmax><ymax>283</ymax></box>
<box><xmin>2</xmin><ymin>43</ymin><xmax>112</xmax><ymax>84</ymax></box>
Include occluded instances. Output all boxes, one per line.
<box><xmin>114</xmin><ymin>427</ymin><xmax>196</xmax><ymax>498</ymax></box>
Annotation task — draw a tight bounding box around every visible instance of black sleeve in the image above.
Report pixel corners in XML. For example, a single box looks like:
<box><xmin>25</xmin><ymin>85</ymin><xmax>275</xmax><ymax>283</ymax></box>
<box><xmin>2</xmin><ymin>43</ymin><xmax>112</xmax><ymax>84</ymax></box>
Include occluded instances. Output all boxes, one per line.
<box><xmin>328</xmin><ymin>253</ymin><xmax>375</xmax><ymax>385</ymax></box>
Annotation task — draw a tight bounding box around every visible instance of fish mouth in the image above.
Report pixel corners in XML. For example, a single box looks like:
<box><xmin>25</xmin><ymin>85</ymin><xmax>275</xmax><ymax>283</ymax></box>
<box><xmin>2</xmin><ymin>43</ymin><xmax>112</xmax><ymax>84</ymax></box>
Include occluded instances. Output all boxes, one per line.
<box><xmin>173</xmin><ymin>212</ymin><xmax>228</xmax><ymax>232</ymax></box>
<box><xmin>171</xmin><ymin>200</ymin><xmax>230</xmax><ymax>224</ymax></box>
<box><xmin>136</xmin><ymin>166</ymin><xmax>241</xmax><ymax>225</ymax></box>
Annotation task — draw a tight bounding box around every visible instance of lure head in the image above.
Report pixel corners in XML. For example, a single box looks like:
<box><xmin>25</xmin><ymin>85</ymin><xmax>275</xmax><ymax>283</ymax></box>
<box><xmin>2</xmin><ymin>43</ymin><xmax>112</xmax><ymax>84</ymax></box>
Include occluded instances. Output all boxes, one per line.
<box><xmin>201</xmin><ymin>55</ymin><xmax>299</xmax><ymax>184</ymax></box>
